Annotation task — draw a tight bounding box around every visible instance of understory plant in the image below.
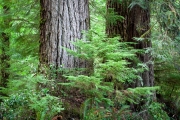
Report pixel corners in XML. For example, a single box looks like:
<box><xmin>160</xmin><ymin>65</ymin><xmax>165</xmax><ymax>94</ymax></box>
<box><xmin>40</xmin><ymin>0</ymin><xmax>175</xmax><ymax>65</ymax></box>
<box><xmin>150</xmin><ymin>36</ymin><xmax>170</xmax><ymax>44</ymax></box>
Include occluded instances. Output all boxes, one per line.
<box><xmin>0</xmin><ymin>56</ymin><xmax>63</xmax><ymax>120</ymax></box>
<box><xmin>152</xmin><ymin>6</ymin><xmax>180</xmax><ymax>118</ymax></box>
<box><xmin>62</xmin><ymin>30</ymin><xmax>160</xmax><ymax>119</ymax></box>
<box><xmin>148</xmin><ymin>102</ymin><xmax>169</xmax><ymax>120</ymax></box>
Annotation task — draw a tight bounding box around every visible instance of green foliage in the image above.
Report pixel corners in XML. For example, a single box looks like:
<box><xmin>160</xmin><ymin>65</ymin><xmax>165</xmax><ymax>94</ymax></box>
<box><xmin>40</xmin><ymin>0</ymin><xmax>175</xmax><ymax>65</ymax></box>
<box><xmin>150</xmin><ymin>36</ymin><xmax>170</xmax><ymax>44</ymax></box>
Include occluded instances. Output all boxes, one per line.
<box><xmin>0</xmin><ymin>1</ymin><xmax>62</xmax><ymax>115</ymax></box>
<box><xmin>60</xmin><ymin>1</ymin><xmax>164</xmax><ymax>119</ymax></box>
<box><xmin>129</xmin><ymin>0</ymin><xmax>149</xmax><ymax>9</ymax></box>
<box><xmin>148</xmin><ymin>102</ymin><xmax>170</xmax><ymax>120</ymax></box>
<box><xmin>0</xmin><ymin>0</ymin><xmax>39</xmax><ymax>87</ymax></box>
<box><xmin>152</xmin><ymin>30</ymin><xmax>180</xmax><ymax>119</ymax></box>
<box><xmin>82</xmin><ymin>100</ymin><xmax>132</xmax><ymax>120</ymax></box>
<box><xmin>29</xmin><ymin>89</ymin><xmax>63</xmax><ymax>120</ymax></box>
<box><xmin>0</xmin><ymin>0</ymin><xmax>39</xmax><ymax>57</ymax></box>
<box><xmin>152</xmin><ymin>0</ymin><xmax>180</xmax><ymax>40</ymax></box>
<box><xmin>0</xmin><ymin>0</ymin><xmax>62</xmax><ymax>119</ymax></box>
<box><xmin>1</xmin><ymin>0</ymin><xmax>179</xmax><ymax>119</ymax></box>
<box><xmin>0</xmin><ymin>74</ymin><xmax>63</xmax><ymax>120</ymax></box>
<box><xmin>0</xmin><ymin>52</ymin><xmax>63</xmax><ymax>119</ymax></box>
<box><xmin>63</xmin><ymin>27</ymin><xmax>158</xmax><ymax>119</ymax></box>
<box><xmin>151</xmin><ymin>0</ymin><xmax>180</xmax><ymax>118</ymax></box>
<box><xmin>106</xmin><ymin>8</ymin><xmax>124</xmax><ymax>25</ymax></box>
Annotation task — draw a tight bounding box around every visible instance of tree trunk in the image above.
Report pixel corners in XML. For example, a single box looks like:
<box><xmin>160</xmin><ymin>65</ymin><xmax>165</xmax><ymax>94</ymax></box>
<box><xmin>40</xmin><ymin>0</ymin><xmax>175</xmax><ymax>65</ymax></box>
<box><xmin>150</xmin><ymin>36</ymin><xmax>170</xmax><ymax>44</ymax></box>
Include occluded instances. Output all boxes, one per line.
<box><xmin>39</xmin><ymin>0</ymin><xmax>90</xmax><ymax>73</ymax></box>
<box><xmin>39</xmin><ymin>1</ymin><xmax>90</xmax><ymax>118</ymax></box>
<box><xmin>0</xmin><ymin>5</ymin><xmax>10</xmax><ymax>88</ymax></box>
<box><xmin>106</xmin><ymin>0</ymin><xmax>154</xmax><ymax>87</ymax></box>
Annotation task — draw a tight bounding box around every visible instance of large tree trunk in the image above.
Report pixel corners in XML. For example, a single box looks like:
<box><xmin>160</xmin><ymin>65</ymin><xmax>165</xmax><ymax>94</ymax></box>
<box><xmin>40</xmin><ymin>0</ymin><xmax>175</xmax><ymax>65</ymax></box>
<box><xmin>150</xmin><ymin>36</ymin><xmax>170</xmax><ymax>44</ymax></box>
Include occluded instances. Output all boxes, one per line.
<box><xmin>106</xmin><ymin>0</ymin><xmax>154</xmax><ymax>87</ymax></box>
<box><xmin>39</xmin><ymin>0</ymin><xmax>90</xmax><ymax>73</ymax></box>
<box><xmin>39</xmin><ymin>1</ymin><xmax>90</xmax><ymax>118</ymax></box>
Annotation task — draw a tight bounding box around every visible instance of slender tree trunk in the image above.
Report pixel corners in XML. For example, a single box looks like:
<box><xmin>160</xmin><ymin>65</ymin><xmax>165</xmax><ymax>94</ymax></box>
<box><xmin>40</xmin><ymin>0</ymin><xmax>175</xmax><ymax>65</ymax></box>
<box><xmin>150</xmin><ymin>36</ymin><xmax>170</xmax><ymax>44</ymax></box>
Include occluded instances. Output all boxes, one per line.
<box><xmin>0</xmin><ymin>5</ymin><xmax>10</xmax><ymax>88</ymax></box>
<box><xmin>106</xmin><ymin>0</ymin><xmax>154</xmax><ymax>87</ymax></box>
<box><xmin>39</xmin><ymin>0</ymin><xmax>90</xmax><ymax>74</ymax></box>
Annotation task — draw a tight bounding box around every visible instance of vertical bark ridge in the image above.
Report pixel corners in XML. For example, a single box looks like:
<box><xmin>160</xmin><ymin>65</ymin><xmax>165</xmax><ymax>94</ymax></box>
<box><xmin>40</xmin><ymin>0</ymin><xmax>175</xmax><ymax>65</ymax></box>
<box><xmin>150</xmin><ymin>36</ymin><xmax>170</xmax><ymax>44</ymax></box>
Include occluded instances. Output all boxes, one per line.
<box><xmin>40</xmin><ymin>0</ymin><xmax>90</xmax><ymax>72</ymax></box>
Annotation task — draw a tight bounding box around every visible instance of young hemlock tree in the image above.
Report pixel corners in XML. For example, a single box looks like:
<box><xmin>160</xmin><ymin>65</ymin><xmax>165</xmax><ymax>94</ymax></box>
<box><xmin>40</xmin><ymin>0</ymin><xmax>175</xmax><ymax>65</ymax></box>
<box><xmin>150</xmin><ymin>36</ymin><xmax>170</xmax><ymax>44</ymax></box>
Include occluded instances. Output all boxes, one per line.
<box><xmin>104</xmin><ymin>0</ymin><xmax>169</xmax><ymax>119</ymax></box>
<box><xmin>63</xmin><ymin>33</ymin><xmax>129</xmax><ymax>119</ymax></box>
<box><xmin>67</xmin><ymin>33</ymin><xmax>159</xmax><ymax>119</ymax></box>
<box><xmin>62</xmin><ymin>27</ymin><xmax>158</xmax><ymax>119</ymax></box>
<box><xmin>106</xmin><ymin>0</ymin><xmax>154</xmax><ymax>87</ymax></box>
<box><xmin>60</xmin><ymin>0</ymin><xmax>163</xmax><ymax>119</ymax></box>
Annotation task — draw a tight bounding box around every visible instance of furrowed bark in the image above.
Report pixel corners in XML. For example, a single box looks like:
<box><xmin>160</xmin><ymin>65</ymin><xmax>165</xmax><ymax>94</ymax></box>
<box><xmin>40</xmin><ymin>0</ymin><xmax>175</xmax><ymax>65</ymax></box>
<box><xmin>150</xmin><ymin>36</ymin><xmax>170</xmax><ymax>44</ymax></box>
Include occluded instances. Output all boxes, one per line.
<box><xmin>39</xmin><ymin>0</ymin><xmax>90</xmax><ymax>75</ymax></box>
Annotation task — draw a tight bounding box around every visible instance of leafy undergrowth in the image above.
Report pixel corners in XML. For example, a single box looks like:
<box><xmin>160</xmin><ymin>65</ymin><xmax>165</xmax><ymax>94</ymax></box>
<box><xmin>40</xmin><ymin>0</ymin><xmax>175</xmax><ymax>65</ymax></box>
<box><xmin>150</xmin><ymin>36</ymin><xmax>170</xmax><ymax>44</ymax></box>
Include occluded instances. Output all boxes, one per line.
<box><xmin>56</xmin><ymin>32</ymin><xmax>166</xmax><ymax>120</ymax></box>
